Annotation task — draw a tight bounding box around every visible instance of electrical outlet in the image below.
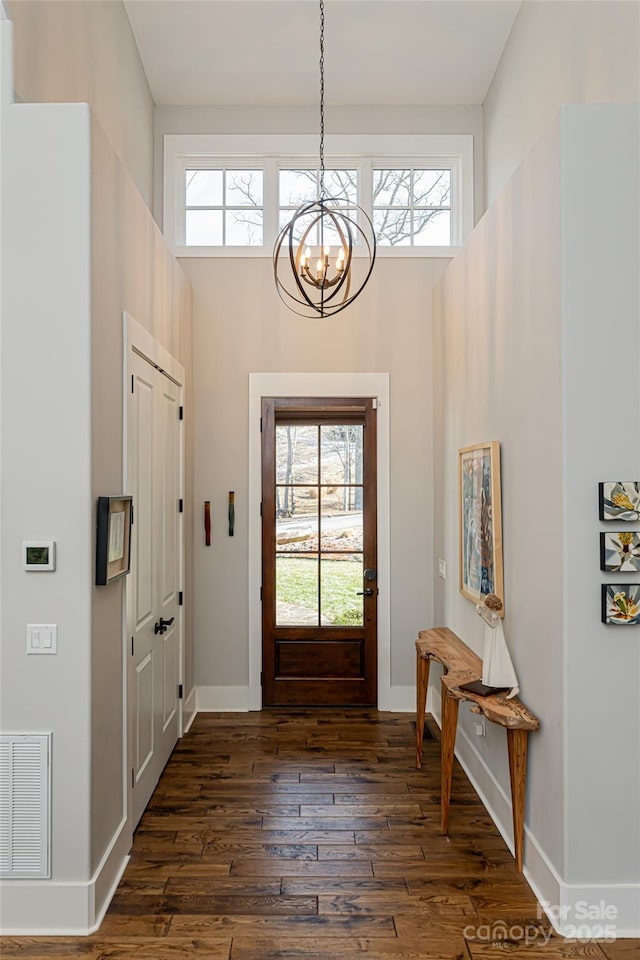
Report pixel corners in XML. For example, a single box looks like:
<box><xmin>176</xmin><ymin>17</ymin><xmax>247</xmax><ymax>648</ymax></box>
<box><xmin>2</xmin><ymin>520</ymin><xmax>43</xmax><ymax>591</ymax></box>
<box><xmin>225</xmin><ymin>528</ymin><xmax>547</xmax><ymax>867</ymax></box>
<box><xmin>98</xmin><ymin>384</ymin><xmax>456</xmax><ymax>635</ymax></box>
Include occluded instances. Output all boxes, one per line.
<box><xmin>438</xmin><ymin>559</ymin><xmax>447</xmax><ymax>580</ymax></box>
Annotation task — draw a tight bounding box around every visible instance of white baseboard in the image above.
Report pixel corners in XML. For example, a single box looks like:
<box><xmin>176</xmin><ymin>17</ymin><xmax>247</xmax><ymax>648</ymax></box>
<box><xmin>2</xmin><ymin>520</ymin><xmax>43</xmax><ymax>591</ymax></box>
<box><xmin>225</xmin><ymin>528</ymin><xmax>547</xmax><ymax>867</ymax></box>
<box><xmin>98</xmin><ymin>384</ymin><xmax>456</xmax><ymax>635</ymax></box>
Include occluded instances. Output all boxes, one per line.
<box><xmin>429</xmin><ymin>692</ymin><xmax>640</xmax><ymax>938</ymax></box>
<box><xmin>182</xmin><ymin>686</ymin><xmax>197</xmax><ymax>731</ymax></box>
<box><xmin>196</xmin><ymin>685</ymin><xmax>253</xmax><ymax>711</ymax></box>
<box><xmin>552</xmin><ymin>883</ymin><xmax>640</xmax><ymax>939</ymax></box>
<box><xmin>378</xmin><ymin>685</ymin><xmax>415</xmax><ymax>712</ymax></box>
<box><xmin>0</xmin><ymin>817</ymin><xmax>130</xmax><ymax>935</ymax></box>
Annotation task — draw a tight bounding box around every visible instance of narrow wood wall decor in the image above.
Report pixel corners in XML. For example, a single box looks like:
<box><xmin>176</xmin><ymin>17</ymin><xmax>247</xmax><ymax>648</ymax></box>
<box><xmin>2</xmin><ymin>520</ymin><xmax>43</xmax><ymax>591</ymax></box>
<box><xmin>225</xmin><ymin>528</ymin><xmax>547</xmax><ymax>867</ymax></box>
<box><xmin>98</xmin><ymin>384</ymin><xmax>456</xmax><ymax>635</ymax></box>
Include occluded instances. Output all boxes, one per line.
<box><xmin>228</xmin><ymin>491</ymin><xmax>235</xmax><ymax>537</ymax></box>
<box><xmin>204</xmin><ymin>500</ymin><xmax>211</xmax><ymax>546</ymax></box>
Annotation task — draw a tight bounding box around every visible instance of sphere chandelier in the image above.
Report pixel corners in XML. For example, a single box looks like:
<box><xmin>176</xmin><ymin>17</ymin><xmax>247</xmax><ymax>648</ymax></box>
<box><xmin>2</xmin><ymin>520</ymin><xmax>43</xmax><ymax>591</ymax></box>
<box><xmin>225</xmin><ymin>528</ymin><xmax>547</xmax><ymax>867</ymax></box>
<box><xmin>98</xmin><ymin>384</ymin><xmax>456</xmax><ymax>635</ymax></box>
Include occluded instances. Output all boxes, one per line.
<box><xmin>273</xmin><ymin>0</ymin><xmax>376</xmax><ymax>318</ymax></box>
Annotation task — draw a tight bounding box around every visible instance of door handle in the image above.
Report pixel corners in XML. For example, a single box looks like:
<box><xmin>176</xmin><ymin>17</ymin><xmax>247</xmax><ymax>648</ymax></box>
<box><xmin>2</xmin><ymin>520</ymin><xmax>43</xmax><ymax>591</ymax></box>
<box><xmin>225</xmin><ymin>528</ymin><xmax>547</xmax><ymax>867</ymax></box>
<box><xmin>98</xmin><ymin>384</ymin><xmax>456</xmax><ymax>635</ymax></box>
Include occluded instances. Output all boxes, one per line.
<box><xmin>357</xmin><ymin>588</ymin><xmax>374</xmax><ymax>597</ymax></box>
<box><xmin>154</xmin><ymin>617</ymin><xmax>175</xmax><ymax>635</ymax></box>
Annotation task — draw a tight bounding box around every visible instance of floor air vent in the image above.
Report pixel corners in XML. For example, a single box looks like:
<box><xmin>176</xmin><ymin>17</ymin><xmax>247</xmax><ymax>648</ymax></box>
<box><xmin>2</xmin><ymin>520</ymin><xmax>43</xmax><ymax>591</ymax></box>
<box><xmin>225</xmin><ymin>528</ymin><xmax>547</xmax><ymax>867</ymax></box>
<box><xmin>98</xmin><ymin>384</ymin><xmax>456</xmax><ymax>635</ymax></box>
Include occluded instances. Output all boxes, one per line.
<box><xmin>0</xmin><ymin>733</ymin><xmax>51</xmax><ymax>878</ymax></box>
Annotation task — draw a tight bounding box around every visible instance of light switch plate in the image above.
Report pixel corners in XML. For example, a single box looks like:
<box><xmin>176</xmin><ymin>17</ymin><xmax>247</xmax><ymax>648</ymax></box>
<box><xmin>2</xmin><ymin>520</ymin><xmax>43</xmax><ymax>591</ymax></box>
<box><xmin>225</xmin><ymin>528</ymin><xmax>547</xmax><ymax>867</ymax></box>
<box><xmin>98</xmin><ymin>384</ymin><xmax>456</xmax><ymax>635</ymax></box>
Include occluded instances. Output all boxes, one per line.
<box><xmin>27</xmin><ymin>624</ymin><xmax>58</xmax><ymax>655</ymax></box>
<box><xmin>438</xmin><ymin>559</ymin><xmax>447</xmax><ymax>580</ymax></box>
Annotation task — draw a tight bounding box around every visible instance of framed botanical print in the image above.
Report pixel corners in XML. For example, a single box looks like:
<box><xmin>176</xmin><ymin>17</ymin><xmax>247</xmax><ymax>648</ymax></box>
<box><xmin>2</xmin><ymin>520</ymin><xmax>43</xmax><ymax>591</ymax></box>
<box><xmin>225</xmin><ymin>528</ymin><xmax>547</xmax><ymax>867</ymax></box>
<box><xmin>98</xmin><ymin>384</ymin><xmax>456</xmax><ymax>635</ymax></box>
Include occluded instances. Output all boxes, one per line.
<box><xmin>601</xmin><ymin>584</ymin><xmax>640</xmax><ymax>625</ymax></box>
<box><xmin>459</xmin><ymin>442</ymin><xmax>504</xmax><ymax>614</ymax></box>
<box><xmin>600</xmin><ymin>531</ymin><xmax>640</xmax><ymax>573</ymax></box>
<box><xmin>599</xmin><ymin>482</ymin><xmax>640</xmax><ymax>521</ymax></box>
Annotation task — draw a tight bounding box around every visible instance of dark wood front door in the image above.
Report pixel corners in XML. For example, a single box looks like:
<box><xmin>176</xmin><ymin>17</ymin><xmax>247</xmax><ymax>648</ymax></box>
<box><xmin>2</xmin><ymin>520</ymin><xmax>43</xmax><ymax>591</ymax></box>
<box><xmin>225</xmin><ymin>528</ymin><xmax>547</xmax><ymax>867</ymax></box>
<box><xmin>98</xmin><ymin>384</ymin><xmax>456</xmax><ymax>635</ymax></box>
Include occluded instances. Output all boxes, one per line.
<box><xmin>261</xmin><ymin>397</ymin><xmax>377</xmax><ymax>706</ymax></box>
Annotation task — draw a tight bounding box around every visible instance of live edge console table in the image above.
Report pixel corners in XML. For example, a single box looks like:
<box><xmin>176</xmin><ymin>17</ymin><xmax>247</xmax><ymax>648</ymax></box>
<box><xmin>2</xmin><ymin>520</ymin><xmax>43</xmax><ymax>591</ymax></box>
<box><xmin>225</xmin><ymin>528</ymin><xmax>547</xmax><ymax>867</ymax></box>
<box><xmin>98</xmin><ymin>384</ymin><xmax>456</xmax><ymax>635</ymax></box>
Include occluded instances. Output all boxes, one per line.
<box><xmin>415</xmin><ymin>627</ymin><xmax>540</xmax><ymax>873</ymax></box>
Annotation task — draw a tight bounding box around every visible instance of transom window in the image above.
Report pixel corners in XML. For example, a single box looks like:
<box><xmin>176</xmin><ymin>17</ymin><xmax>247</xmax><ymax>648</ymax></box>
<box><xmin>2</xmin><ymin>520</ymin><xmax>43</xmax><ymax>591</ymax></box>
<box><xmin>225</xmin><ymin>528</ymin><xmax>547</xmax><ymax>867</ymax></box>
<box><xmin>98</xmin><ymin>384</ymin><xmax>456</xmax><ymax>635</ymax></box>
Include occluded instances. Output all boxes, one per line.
<box><xmin>373</xmin><ymin>168</ymin><xmax>451</xmax><ymax>246</ymax></box>
<box><xmin>279</xmin><ymin>169</ymin><xmax>358</xmax><ymax>246</ymax></box>
<box><xmin>185</xmin><ymin>168</ymin><xmax>263</xmax><ymax>246</ymax></box>
<box><xmin>164</xmin><ymin>134</ymin><xmax>474</xmax><ymax>256</ymax></box>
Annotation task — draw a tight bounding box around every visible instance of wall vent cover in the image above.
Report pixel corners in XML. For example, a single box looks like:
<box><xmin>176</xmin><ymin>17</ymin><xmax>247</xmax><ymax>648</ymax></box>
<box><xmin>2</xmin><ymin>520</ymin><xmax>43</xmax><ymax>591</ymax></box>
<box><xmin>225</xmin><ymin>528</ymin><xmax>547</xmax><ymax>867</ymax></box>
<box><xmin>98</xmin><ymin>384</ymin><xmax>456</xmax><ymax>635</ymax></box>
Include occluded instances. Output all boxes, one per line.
<box><xmin>0</xmin><ymin>733</ymin><xmax>51</xmax><ymax>878</ymax></box>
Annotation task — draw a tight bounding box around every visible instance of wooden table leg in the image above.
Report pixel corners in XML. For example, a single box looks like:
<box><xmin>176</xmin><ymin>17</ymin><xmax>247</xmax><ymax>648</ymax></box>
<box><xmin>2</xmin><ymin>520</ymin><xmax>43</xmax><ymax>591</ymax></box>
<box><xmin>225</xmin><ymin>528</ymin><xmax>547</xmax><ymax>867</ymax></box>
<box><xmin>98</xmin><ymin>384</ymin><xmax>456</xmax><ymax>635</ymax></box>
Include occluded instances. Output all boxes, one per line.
<box><xmin>440</xmin><ymin>680</ymin><xmax>459</xmax><ymax>835</ymax></box>
<box><xmin>416</xmin><ymin>653</ymin><xmax>430</xmax><ymax>769</ymax></box>
<box><xmin>507</xmin><ymin>728</ymin><xmax>529</xmax><ymax>873</ymax></box>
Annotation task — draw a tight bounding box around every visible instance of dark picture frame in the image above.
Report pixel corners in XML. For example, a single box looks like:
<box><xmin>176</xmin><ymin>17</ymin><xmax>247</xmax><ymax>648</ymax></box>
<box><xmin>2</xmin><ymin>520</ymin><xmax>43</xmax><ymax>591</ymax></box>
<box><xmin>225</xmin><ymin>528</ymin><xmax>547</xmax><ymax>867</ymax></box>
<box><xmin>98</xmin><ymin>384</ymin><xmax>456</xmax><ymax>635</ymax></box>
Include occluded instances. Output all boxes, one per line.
<box><xmin>601</xmin><ymin>583</ymin><xmax>640</xmax><ymax>625</ymax></box>
<box><xmin>96</xmin><ymin>496</ymin><xmax>133</xmax><ymax>586</ymax></box>
<box><xmin>598</xmin><ymin>481</ymin><xmax>640</xmax><ymax>521</ymax></box>
<box><xmin>600</xmin><ymin>531</ymin><xmax>640</xmax><ymax>573</ymax></box>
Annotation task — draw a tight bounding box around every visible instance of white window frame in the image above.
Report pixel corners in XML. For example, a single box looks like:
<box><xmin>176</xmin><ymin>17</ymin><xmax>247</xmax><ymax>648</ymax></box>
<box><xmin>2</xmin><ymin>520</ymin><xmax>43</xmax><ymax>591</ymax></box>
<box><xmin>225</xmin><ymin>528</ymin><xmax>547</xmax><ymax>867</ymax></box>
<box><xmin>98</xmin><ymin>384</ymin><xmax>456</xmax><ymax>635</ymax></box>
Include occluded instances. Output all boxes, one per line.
<box><xmin>184</xmin><ymin>166</ymin><xmax>265</xmax><ymax>247</ymax></box>
<box><xmin>164</xmin><ymin>134</ymin><xmax>474</xmax><ymax>259</ymax></box>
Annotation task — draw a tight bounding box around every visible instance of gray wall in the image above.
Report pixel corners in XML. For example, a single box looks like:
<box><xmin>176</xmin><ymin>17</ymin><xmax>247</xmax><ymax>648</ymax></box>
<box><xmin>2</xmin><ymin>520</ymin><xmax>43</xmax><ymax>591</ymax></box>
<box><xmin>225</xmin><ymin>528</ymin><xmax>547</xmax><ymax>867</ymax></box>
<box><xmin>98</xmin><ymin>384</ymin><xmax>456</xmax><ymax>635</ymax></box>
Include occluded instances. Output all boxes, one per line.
<box><xmin>180</xmin><ymin>255</ymin><xmax>448</xmax><ymax>698</ymax></box>
<box><xmin>154</xmin><ymin>104</ymin><xmax>484</xmax><ymax>226</ymax></box>
<box><xmin>560</xmin><ymin>105</ymin><xmax>639</xmax><ymax>887</ymax></box>
<box><xmin>433</xmin><ymin>114</ymin><xmax>565</xmax><ymax>875</ymax></box>
<box><xmin>6</xmin><ymin>0</ymin><xmax>154</xmax><ymax>207</ymax></box>
<box><xmin>0</xmin><ymin>7</ymin><xmax>193</xmax><ymax>931</ymax></box>
<box><xmin>483</xmin><ymin>0</ymin><xmax>640</xmax><ymax>206</ymax></box>
<box><xmin>433</xmin><ymin>103</ymin><xmax>640</xmax><ymax>929</ymax></box>
<box><xmin>89</xmin><ymin>115</ymin><xmax>193</xmax><ymax>874</ymax></box>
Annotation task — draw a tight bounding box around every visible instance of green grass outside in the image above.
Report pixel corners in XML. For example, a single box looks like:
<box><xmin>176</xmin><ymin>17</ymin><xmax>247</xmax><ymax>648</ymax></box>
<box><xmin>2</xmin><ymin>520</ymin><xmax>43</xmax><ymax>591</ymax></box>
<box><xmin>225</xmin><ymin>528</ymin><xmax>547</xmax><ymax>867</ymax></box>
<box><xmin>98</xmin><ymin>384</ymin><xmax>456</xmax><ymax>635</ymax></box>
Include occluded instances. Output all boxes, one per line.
<box><xmin>276</xmin><ymin>556</ymin><xmax>363</xmax><ymax>626</ymax></box>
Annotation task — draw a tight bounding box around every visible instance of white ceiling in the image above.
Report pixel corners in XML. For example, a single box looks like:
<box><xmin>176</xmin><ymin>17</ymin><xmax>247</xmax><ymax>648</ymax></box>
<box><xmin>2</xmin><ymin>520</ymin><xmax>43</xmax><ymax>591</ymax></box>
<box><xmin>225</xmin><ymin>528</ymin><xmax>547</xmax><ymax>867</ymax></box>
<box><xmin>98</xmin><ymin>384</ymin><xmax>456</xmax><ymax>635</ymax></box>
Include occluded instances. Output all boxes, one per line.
<box><xmin>124</xmin><ymin>0</ymin><xmax>521</xmax><ymax>107</ymax></box>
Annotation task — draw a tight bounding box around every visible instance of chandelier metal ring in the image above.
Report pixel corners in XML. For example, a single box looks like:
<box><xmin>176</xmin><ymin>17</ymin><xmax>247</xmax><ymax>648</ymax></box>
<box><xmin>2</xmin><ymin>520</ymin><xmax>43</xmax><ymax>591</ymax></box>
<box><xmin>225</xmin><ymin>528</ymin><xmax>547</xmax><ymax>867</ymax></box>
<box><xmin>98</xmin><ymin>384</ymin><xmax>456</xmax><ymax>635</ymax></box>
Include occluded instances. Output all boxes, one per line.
<box><xmin>273</xmin><ymin>0</ymin><xmax>376</xmax><ymax>318</ymax></box>
<box><xmin>273</xmin><ymin>198</ymin><xmax>376</xmax><ymax>318</ymax></box>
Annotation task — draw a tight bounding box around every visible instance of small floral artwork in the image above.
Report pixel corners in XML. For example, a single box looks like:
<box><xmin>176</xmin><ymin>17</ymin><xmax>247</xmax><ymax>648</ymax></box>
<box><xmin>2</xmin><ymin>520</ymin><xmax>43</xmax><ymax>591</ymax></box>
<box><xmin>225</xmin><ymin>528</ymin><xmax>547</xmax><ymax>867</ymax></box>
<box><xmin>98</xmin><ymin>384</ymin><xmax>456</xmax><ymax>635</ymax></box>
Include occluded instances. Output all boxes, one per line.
<box><xmin>602</xmin><ymin>584</ymin><xmax>640</xmax><ymax>625</ymax></box>
<box><xmin>600</xmin><ymin>532</ymin><xmax>640</xmax><ymax>573</ymax></box>
<box><xmin>599</xmin><ymin>481</ymin><xmax>640</xmax><ymax>521</ymax></box>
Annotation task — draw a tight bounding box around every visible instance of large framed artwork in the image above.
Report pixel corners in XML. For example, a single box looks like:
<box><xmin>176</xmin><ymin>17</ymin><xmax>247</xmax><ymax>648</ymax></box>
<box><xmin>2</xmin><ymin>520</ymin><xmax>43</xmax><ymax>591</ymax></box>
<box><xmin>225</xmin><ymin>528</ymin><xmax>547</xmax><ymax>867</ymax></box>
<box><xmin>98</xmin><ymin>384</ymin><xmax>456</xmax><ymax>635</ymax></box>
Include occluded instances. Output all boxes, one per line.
<box><xmin>459</xmin><ymin>441</ymin><xmax>504</xmax><ymax>613</ymax></box>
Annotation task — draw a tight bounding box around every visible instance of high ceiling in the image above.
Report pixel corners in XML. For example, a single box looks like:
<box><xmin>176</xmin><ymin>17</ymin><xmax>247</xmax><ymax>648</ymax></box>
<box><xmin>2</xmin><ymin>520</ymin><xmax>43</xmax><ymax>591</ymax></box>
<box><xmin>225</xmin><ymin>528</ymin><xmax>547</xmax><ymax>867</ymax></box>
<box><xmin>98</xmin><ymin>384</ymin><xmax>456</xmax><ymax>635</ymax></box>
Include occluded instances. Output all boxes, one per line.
<box><xmin>124</xmin><ymin>0</ymin><xmax>521</xmax><ymax>107</ymax></box>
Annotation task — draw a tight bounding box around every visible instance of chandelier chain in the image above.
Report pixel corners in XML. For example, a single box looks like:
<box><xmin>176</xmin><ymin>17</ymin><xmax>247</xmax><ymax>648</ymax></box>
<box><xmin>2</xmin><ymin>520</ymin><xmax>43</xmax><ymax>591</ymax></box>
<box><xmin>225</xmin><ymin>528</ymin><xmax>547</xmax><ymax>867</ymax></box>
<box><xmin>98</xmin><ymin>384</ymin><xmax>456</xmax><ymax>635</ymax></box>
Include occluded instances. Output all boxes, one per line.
<box><xmin>272</xmin><ymin>0</ymin><xmax>376</xmax><ymax>318</ymax></box>
<box><xmin>319</xmin><ymin>0</ymin><xmax>325</xmax><ymax>197</ymax></box>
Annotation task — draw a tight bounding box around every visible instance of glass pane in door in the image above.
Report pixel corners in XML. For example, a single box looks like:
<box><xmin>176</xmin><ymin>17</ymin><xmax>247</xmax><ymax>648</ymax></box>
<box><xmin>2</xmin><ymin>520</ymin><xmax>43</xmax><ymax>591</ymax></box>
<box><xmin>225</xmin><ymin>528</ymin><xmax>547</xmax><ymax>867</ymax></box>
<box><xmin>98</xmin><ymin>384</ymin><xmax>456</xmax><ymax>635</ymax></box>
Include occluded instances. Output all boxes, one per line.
<box><xmin>320</xmin><ymin>425</ymin><xmax>363</xmax><ymax>484</ymax></box>
<box><xmin>321</xmin><ymin>488</ymin><xmax>363</xmax><ymax>553</ymax></box>
<box><xmin>276</xmin><ymin>487</ymin><xmax>319</xmax><ymax>553</ymax></box>
<box><xmin>276</xmin><ymin>553</ymin><xmax>318</xmax><ymax>626</ymax></box>
<box><xmin>276</xmin><ymin>425</ymin><xmax>318</xmax><ymax>483</ymax></box>
<box><xmin>320</xmin><ymin>554</ymin><xmax>364</xmax><ymax>626</ymax></box>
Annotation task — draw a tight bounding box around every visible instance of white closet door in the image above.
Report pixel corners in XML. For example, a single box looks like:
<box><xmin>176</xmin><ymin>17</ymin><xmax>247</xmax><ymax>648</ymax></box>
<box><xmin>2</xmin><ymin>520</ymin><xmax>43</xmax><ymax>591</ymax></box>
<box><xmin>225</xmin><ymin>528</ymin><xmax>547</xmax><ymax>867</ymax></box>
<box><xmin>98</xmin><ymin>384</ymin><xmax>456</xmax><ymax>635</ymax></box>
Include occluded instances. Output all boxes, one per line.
<box><xmin>127</xmin><ymin>349</ymin><xmax>182</xmax><ymax>828</ymax></box>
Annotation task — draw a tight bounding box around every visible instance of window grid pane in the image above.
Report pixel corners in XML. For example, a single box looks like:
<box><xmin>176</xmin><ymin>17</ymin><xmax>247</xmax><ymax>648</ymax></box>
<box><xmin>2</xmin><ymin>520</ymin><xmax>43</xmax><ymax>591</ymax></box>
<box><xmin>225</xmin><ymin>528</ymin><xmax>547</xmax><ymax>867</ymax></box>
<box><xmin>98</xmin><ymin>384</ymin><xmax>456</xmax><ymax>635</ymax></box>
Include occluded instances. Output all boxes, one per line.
<box><xmin>185</xmin><ymin>169</ymin><xmax>263</xmax><ymax>246</ymax></box>
<box><xmin>373</xmin><ymin>167</ymin><xmax>452</xmax><ymax>246</ymax></box>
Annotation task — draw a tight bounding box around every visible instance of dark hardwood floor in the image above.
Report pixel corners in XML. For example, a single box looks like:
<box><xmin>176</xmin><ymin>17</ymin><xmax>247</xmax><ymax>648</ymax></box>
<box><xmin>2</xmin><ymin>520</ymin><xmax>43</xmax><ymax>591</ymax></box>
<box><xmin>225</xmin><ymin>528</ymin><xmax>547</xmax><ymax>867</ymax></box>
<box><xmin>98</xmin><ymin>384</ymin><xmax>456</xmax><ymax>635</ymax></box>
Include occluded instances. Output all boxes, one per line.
<box><xmin>1</xmin><ymin>710</ymin><xmax>634</xmax><ymax>958</ymax></box>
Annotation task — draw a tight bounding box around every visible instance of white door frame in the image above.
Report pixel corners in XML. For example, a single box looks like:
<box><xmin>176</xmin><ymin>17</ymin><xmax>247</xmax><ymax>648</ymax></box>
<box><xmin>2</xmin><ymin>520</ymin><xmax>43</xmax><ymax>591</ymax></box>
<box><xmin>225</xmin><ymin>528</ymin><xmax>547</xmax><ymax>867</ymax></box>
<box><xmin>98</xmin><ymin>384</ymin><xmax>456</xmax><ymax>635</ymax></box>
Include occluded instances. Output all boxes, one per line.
<box><xmin>123</xmin><ymin>312</ymin><xmax>186</xmax><ymax>829</ymax></box>
<box><xmin>248</xmin><ymin>372</ymin><xmax>392</xmax><ymax>711</ymax></box>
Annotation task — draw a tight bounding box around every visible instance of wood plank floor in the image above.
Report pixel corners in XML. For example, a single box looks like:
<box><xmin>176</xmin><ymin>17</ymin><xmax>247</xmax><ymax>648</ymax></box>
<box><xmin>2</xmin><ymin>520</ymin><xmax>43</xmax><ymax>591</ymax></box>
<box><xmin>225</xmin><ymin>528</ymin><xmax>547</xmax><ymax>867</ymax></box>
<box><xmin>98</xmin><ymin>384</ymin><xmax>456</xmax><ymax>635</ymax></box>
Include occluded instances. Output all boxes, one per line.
<box><xmin>1</xmin><ymin>710</ymin><xmax>634</xmax><ymax>958</ymax></box>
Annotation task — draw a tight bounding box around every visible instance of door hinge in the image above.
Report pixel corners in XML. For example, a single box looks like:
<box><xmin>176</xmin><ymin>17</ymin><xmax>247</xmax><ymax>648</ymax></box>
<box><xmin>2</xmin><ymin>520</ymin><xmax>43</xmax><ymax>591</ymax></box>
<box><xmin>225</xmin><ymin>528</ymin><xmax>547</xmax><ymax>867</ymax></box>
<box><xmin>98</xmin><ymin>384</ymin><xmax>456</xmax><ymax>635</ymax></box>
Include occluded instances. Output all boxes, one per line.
<box><xmin>259</xmin><ymin>501</ymin><xmax>263</xmax><ymax>517</ymax></box>
<box><xmin>178</xmin><ymin>684</ymin><xmax>183</xmax><ymax>699</ymax></box>
<box><xmin>178</xmin><ymin>591</ymin><xmax>184</xmax><ymax>606</ymax></box>
<box><xmin>178</xmin><ymin>498</ymin><xmax>184</xmax><ymax>512</ymax></box>
<box><xmin>260</xmin><ymin>417</ymin><xmax>263</xmax><ymax>433</ymax></box>
<box><xmin>179</xmin><ymin>405</ymin><xmax>184</xmax><ymax>420</ymax></box>
<box><xmin>131</xmin><ymin>636</ymin><xmax>134</xmax><ymax>656</ymax></box>
<box><xmin>131</xmin><ymin>768</ymin><xmax>135</xmax><ymax>789</ymax></box>
<box><xmin>131</xmin><ymin>503</ymin><xmax>134</xmax><ymax>525</ymax></box>
<box><xmin>260</xmin><ymin>671</ymin><xmax>263</xmax><ymax>685</ymax></box>
<box><xmin>260</xmin><ymin>586</ymin><xmax>263</xmax><ymax>601</ymax></box>
<box><xmin>131</xmin><ymin>374</ymin><xmax>134</xmax><ymax>394</ymax></box>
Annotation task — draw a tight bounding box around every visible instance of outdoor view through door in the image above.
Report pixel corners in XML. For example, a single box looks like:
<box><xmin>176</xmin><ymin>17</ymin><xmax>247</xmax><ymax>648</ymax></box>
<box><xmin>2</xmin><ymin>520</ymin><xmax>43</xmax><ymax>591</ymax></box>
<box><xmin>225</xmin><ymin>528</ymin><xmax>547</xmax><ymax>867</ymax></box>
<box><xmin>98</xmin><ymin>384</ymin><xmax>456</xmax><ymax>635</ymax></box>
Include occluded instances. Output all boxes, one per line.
<box><xmin>262</xmin><ymin>397</ymin><xmax>377</xmax><ymax>706</ymax></box>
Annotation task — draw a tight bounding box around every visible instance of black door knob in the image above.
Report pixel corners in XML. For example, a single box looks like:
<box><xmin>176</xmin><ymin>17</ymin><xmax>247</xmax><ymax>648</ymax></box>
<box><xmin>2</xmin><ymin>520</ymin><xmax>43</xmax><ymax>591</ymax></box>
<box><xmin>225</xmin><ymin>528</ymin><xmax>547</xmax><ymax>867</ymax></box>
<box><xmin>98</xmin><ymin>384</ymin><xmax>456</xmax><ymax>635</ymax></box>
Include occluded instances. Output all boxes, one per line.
<box><xmin>154</xmin><ymin>617</ymin><xmax>175</xmax><ymax>635</ymax></box>
<box><xmin>357</xmin><ymin>588</ymin><xmax>374</xmax><ymax>597</ymax></box>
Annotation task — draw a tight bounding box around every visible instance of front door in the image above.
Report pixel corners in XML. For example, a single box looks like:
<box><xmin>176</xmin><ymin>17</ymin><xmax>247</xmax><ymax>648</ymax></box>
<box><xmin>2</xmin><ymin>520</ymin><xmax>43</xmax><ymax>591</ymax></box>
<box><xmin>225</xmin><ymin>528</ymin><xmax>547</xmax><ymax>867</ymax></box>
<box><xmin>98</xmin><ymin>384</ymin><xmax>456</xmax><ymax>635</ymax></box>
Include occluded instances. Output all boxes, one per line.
<box><xmin>127</xmin><ymin>348</ymin><xmax>182</xmax><ymax>827</ymax></box>
<box><xmin>261</xmin><ymin>397</ymin><xmax>377</xmax><ymax>706</ymax></box>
